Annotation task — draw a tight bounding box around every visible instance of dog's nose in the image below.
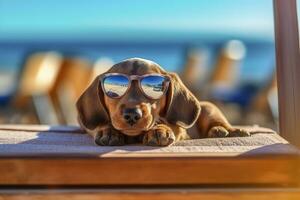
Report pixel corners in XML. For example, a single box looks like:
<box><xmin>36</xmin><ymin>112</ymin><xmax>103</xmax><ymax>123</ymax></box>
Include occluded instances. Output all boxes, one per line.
<box><xmin>122</xmin><ymin>108</ymin><xmax>143</xmax><ymax>125</ymax></box>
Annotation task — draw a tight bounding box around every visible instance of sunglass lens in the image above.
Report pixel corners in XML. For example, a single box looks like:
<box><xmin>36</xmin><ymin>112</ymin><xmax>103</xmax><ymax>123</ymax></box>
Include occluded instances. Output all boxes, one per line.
<box><xmin>103</xmin><ymin>75</ymin><xmax>129</xmax><ymax>98</ymax></box>
<box><xmin>140</xmin><ymin>76</ymin><xmax>167</xmax><ymax>99</ymax></box>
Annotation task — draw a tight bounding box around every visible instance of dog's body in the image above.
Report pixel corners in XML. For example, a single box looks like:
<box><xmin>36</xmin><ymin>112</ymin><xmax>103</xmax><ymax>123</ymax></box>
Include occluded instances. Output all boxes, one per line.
<box><xmin>76</xmin><ymin>58</ymin><xmax>249</xmax><ymax>146</ymax></box>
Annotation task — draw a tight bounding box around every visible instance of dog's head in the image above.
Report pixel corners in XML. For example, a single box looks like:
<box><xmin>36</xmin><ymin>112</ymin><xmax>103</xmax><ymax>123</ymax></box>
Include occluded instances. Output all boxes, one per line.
<box><xmin>76</xmin><ymin>58</ymin><xmax>201</xmax><ymax>136</ymax></box>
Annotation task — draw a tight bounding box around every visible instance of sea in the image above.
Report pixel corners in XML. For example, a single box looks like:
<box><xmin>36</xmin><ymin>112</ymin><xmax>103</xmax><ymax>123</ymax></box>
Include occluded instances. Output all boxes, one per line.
<box><xmin>0</xmin><ymin>40</ymin><xmax>275</xmax><ymax>104</ymax></box>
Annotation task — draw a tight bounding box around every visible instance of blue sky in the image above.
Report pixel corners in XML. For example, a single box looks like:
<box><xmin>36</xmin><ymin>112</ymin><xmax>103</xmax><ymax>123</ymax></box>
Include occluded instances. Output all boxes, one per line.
<box><xmin>0</xmin><ymin>0</ymin><xmax>274</xmax><ymax>42</ymax></box>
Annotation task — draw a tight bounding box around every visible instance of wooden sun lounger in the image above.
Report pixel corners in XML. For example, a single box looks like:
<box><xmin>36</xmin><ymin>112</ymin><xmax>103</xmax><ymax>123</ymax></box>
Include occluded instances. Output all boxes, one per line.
<box><xmin>0</xmin><ymin>124</ymin><xmax>299</xmax><ymax>199</ymax></box>
<box><xmin>1</xmin><ymin>0</ymin><xmax>300</xmax><ymax>199</ymax></box>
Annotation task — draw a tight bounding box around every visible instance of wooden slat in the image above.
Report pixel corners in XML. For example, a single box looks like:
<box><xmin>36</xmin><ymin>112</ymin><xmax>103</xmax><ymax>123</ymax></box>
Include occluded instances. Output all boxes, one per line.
<box><xmin>273</xmin><ymin>0</ymin><xmax>300</xmax><ymax>147</ymax></box>
<box><xmin>0</xmin><ymin>156</ymin><xmax>299</xmax><ymax>186</ymax></box>
<box><xmin>1</xmin><ymin>188</ymin><xmax>300</xmax><ymax>200</ymax></box>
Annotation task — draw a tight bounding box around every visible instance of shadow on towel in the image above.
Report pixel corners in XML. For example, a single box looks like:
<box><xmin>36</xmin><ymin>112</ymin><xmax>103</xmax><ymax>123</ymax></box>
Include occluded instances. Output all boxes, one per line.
<box><xmin>239</xmin><ymin>143</ymin><xmax>300</xmax><ymax>156</ymax></box>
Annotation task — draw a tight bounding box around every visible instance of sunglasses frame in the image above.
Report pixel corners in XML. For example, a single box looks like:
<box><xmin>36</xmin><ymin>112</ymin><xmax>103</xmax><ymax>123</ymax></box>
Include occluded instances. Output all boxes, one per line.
<box><xmin>99</xmin><ymin>73</ymin><xmax>171</xmax><ymax>100</ymax></box>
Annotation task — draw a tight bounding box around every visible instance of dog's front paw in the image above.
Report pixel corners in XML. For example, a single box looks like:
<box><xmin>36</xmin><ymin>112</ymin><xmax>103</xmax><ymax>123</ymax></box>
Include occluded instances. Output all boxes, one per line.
<box><xmin>228</xmin><ymin>128</ymin><xmax>250</xmax><ymax>137</ymax></box>
<box><xmin>207</xmin><ymin>126</ymin><xmax>229</xmax><ymax>138</ymax></box>
<box><xmin>143</xmin><ymin>124</ymin><xmax>175</xmax><ymax>146</ymax></box>
<box><xmin>208</xmin><ymin>126</ymin><xmax>250</xmax><ymax>138</ymax></box>
<box><xmin>95</xmin><ymin>127</ymin><xmax>125</xmax><ymax>146</ymax></box>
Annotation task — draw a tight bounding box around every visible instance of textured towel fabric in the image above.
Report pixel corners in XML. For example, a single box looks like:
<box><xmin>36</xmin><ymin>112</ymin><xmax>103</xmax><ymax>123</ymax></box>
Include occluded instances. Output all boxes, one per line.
<box><xmin>0</xmin><ymin>125</ymin><xmax>298</xmax><ymax>157</ymax></box>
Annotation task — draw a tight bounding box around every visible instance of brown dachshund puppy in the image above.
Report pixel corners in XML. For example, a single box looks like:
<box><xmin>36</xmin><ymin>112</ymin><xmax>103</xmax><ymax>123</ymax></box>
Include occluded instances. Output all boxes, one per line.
<box><xmin>76</xmin><ymin>58</ymin><xmax>250</xmax><ymax>146</ymax></box>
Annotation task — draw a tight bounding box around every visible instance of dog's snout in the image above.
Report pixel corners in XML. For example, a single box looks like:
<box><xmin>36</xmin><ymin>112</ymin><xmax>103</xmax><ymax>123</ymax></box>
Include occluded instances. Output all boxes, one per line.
<box><xmin>122</xmin><ymin>108</ymin><xmax>143</xmax><ymax>126</ymax></box>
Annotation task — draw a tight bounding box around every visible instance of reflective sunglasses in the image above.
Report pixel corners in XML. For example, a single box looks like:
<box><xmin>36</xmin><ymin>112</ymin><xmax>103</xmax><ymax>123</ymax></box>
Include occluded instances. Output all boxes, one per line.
<box><xmin>100</xmin><ymin>73</ymin><xmax>170</xmax><ymax>99</ymax></box>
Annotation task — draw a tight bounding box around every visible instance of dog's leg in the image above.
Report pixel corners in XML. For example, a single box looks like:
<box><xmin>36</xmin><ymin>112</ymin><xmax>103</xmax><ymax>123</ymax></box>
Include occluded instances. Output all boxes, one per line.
<box><xmin>143</xmin><ymin>124</ymin><xmax>176</xmax><ymax>146</ymax></box>
<box><xmin>207</xmin><ymin>126</ymin><xmax>250</xmax><ymax>138</ymax></box>
<box><xmin>91</xmin><ymin>126</ymin><xmax>125</xmax><ymax>146</ymax></box>
<box><xmin>197</xmin><ymin>102</ymin><xmax>250</xmax><ymax>138</ymax></box>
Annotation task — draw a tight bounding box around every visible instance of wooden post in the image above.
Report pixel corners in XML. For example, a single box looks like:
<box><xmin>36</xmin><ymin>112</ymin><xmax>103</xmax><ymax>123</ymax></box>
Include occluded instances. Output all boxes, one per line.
<box><xmin>273</xmin><ymin>0</ymin><xmax>300</xmax><ymax>147</ymax></box>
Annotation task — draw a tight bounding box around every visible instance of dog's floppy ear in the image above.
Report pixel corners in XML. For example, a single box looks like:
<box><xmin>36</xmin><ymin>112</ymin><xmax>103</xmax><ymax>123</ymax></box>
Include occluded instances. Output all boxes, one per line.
<box><xmin>76</xmin><ymin>75</ymin><xmax>110</xmax><ymax>130</ymax></box>
<box><xmin>163</xmin><ymin>72</ymin><xmax>201</xmax><ymax>129</ymax></box>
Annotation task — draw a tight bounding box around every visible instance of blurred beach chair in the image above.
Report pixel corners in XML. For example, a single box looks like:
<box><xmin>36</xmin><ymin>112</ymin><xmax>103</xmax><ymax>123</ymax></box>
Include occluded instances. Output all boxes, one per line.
<box><xmin>13</xmin><ymin>51</ymin><xmax>63</xmax><ymax>124</ymax></box>
<box><xmin>209</xmin><ymin>40</ymin><xmax>246</xmax><ymax>93</ymax></box>
<box><xmin>12</xmin><ymin>53</ymin><xmax>113</xmax><ymax>125</ymax></box>
<box><xmin>51</xmin><ymin>57</ymin><xmax>93</xmax><ymax>125</ymax></box>
<box><xmin>180</xmin><ymin>48</ymin><xmax>209</xmax><ymax>98</ymax></box>
<box><xmin>207</xmin><ymin>40</ymin><xmax>247</xmax><ymax>124</ymax></box>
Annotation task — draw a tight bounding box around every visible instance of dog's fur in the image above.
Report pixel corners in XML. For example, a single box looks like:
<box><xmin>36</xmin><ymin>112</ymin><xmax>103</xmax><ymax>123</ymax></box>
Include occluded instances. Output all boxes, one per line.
<box><xmin>76</xmin><ymin>58</ymin><xmax>250</xmax><ymax>146</ymax></box>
